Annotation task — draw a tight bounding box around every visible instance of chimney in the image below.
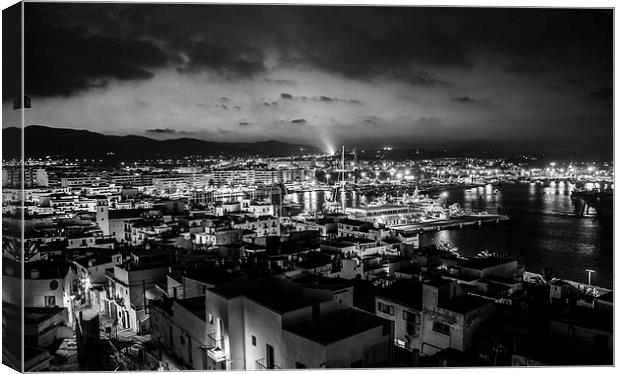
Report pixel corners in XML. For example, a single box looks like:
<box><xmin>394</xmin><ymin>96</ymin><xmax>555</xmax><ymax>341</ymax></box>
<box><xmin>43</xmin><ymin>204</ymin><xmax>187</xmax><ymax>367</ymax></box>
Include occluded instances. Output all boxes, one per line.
<box><xmin>30</xmin><ymin>268</ymin><xmax>40</xmax><ymax>280</ymax></box>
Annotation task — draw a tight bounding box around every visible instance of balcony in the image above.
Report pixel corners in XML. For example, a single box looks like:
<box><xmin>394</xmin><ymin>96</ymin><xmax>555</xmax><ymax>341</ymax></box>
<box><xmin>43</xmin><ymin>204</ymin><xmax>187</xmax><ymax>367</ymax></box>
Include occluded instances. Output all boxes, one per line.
<box><xmin>203</xmin><ymin>332</ymin><xmax>227</xmax><ymax>363</ymax></box>
<box><xmin>255</xmin><ymin>357</ymin><xmax>280</xmax><ymax>370</ymax></box>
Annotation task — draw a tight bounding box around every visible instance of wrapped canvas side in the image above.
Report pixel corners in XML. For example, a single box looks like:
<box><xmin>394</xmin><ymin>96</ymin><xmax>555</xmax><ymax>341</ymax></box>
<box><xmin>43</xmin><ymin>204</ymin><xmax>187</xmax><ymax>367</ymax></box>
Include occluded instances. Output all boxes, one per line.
<box><xmin>2</xmin><ymin>2</ymin><xmax>24</xmax><ymax>372</ymax></box>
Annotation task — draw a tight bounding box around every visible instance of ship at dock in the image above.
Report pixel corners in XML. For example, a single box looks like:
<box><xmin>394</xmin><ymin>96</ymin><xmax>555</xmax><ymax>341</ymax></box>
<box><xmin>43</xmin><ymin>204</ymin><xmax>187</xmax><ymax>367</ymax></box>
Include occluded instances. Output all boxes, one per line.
<box><xmin>571</xmin><ymin>188</ymin><xmax>613</xmax><ymax>219</ymax></box>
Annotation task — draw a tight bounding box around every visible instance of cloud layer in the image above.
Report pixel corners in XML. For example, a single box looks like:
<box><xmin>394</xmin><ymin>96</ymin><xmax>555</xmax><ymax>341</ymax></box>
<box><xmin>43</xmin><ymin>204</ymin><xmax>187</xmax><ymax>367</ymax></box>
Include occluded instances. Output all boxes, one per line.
<box><xmin>2</xmin><ymin>4</ymin><xmax>612</xmax><ymax>154</ymax></box>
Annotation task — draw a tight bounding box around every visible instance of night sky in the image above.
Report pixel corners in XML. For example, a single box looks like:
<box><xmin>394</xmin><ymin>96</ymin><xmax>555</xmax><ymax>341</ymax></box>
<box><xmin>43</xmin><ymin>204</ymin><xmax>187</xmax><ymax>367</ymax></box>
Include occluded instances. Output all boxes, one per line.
<box><xmin>3</xmin><ymin>3</ymin><xmax>613</xmax><ymax>154</ymax></box>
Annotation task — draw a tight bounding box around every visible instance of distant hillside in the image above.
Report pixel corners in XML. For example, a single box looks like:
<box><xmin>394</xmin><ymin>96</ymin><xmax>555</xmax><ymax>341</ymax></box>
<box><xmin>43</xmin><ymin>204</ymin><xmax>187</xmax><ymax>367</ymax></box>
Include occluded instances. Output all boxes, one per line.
<box><xmin>2</xmin><ymin>125</ymin><xmax>320</xmax><ymax>159</ymax></box>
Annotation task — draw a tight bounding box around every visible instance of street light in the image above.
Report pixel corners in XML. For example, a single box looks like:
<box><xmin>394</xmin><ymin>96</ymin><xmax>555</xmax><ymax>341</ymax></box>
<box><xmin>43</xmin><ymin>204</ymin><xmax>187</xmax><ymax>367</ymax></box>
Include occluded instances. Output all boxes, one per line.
<box><xmin>585</xmin><ymin>269</ymin><xmax>595</xmax><ymax>286</ymax></box>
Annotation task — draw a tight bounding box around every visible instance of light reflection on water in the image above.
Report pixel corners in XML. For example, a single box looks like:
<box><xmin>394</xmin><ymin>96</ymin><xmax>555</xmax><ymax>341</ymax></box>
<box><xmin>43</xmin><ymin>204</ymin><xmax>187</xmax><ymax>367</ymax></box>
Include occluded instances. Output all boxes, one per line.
<box><xmin>288</xmin><ymin>183</ymin><xmax>613</xmax><ymax>288</ymax></box>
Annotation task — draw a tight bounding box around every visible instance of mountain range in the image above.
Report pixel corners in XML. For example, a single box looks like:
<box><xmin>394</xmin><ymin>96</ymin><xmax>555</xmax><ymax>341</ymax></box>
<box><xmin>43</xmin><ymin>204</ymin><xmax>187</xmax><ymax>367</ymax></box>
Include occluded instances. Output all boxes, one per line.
<box><xmin>2</xmin><ymin>125</ymin><xmax>320</xmax><ymax>159</ymax></box>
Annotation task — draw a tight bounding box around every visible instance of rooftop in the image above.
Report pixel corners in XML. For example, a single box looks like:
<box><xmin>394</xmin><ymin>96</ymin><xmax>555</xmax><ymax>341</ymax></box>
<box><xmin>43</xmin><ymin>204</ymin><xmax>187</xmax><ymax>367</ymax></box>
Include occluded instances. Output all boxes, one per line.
<box><xmin>376</xmin><ymin>279</ymin><xmax>423</xmax><ymax>309</ymax></box>
<box><xmin>209</xmin><ymin>277</ymin><xmax>327</xmax><ymax>314</ymax></box>
<box><xmin>439</xmin><ymin>295</ymin><xmax>493</xmax><ymax>314</ymax></box>
<box><xmin>284</xmin><ymin>308</ymin><xmax>389</xmax><ymax>345</ymax></box>
<box><xmin>456</xmin><ymin>256</ymin><xmax>515</xmax><ymax>270</ymax></box>
<box><xmin>176</xmin><ymin>296</ymin><xmax>206</xmax><ymax>321</ymax></box>
<box><xmin>108</xmin><ymin>208</ymin><xmax>148</xmax><ymax>220</ymax></box>
<box><xmin>74</xmin><ymin>254</ymin><xmax>115</xmax><ymax>268</ymax></box>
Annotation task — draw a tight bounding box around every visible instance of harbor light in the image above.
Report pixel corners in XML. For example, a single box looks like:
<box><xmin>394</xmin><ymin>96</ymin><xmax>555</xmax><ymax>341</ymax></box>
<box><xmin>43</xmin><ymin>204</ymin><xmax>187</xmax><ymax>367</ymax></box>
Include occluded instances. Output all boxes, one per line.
<box><xmin>586</xmin><ymin>269</ymin><xmax>595</xmax><ymax>286</ymax></box>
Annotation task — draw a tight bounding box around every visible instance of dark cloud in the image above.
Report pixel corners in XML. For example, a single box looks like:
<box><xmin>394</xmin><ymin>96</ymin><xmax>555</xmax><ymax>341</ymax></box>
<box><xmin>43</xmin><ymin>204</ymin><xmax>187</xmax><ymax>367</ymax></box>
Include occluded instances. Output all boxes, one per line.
<box><xmin>25</xmin><ymin>24</ymin><xmax>171</xmax><ymax>97</ymax></box>
<box><xmin>178</xmin><ymin>40</ymin><xmax>265</xmax><ymax>77</ymax></box>
<box><xmin>385</xmin><ymin>70</ymin><xmax>448</xmax><ymax>86</ymax></box>
<box><xmin>2</xmin><ymin>4</ymin><xmax>21</xmax><ymax>101</ymax></box>
<box><xmin>502</xmin><ymin>61</ymin><xmax>546</xmax><ymax>74</ymax></box>
<box><xmin>239</xmin><ymin>122</ymin><xmax>252</xmax><ymax>126</ymax></box>
<box><xmin>291</xmin><ymin>119</ymin><xmax>307</xmax><ymax>125</ymax></box>
<box><xmin>264</xmin><ymin>78</ymin><xmax>297</xmax><ymax>85</ymax></box>
<box><xmin>280</xmin><ymin>94</ymin><xmax>361</xmax><ymax>104</ymax></box>
<box><xmin>451</xmin><ymin>96</ymin><xmax>477</xmax><ymax>103</ymax></box>
<box><xmin>589</xmin><ymin>86</ymin><xmax>612</xmax><ymax>101</ymax></box>
<box><xmin>146</xmin><ymin>128</ymin><xmax>177</xmax><ymax>134</ymax></box>
<box><xmin>21</xmin><ymin>4</ymin><xmax>611</xmax><ymax>100</ymax></box>
<box><xmin>13</xmin><ymin>4</ymin><xmax>612</xmax><ymax>155</ymax></box>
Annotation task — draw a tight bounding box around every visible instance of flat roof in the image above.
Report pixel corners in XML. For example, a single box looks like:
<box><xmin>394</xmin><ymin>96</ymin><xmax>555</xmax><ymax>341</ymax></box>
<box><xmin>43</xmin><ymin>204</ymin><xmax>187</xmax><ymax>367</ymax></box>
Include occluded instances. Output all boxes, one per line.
<box><xmin>439</xmin><ymin>295</ymin><xmax>493</xmax><ymax>314</ymax></box>
<box><xmin>209</xmin><ymin>278</ymin><xmax>320</xmax><ymax>314</ymax></box>
<box><xmin>456</xmin><ymin>256</ymin><xmax>515</xmax><ymax>270</ymax></box>
<box><xmin>108</xmin><ymin>209</ymin><xmax>147</xmax><ymax>220</ymax></box>
<box><xmin>176</xmin><ymin>296</ymin><xmax>206</xmax><ymax>322</ymax></box>
<box><xmin>377</xmin><ymin>279</ymin><xmax>423</xmax><ymax>309</ymax></box>
<box><xmin>284</xmin><ymin>308</ymin><xmax>389</xmax><ymax>345</ymax></box>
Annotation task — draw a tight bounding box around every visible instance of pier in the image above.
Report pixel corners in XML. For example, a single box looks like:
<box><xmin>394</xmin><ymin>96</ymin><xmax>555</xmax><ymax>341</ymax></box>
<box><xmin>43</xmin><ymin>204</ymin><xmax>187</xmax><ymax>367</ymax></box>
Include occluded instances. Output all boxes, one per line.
<box><xmin>570</xmin><ymin>189</ymin><xmax>613</xmax><ymax>218</ymax></box>
<box><xmin>388</xmin><ymin>214</ymin><xmax>510</xmax><ymax>232</ymax></box>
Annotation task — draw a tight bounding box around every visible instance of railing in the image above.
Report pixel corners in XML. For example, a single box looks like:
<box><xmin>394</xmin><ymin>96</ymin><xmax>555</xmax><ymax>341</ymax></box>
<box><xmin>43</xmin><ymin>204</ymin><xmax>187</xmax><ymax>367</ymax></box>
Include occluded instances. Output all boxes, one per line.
<box><xmin>255</xmin><ymin>357</ymin><xmax>280</xmax><ymax>370</ymax></box>
<box><xmin>204</xmin><ymin>332</ymin><xmax>227</xmax><ymax>362</ymax></box>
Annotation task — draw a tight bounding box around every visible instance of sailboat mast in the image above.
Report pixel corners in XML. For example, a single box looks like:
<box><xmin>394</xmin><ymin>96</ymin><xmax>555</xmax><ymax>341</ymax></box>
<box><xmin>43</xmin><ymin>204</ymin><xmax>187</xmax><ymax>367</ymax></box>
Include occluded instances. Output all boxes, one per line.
<box><xmin>341</xmin><ymin>145</ymin><xmax>346</xmax><ymax>211</ymax></box>
<box><xmin>341</xmin><ymin>145</ymin><xmax>345</xmax><ymax>182</ymax></box>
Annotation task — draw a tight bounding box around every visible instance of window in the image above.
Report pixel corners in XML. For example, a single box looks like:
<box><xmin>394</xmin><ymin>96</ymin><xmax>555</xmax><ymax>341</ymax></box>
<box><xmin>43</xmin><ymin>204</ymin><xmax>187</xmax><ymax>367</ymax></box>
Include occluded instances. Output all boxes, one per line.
<box><xmin>377</xmin><ymin>302</ymin><xmax>394</xmax><ymax>316</ymax></box>
<box><xmin>433</xmin><ymin>321</ymin><xmax>451</xmax><ymax>335</ymax></box>
<box><xmin>44</xmin><ymin>296</ymin><xmax>56</xmax><ymax>306</ymax></box>
<box><xmin>251</xmin><ymin>335</ymin><xmax>257</xmax><ymax>346</ymax></box>
<box><xmin>208</xmin><ymin>314</ymin><xmax>214</xmax><ymax>324</ymax></box>
<box><xmin>351</xmin><ymin>360</ymin><xmax>363</xmax><ymax>368</ymax></box>
<box><xmin>180</xmin><ymin>335</ymin><xmax>185</xmax><ymax>345</ymax></box>
<box><xmin>295</xmin><ymin>362</ymin><xmax>306</xmax><ymax>369</ymax></box>
<box><xmin>403</xmin><ymin>310</ymin><xmax>418</xmax><ymax>322</ymax></box>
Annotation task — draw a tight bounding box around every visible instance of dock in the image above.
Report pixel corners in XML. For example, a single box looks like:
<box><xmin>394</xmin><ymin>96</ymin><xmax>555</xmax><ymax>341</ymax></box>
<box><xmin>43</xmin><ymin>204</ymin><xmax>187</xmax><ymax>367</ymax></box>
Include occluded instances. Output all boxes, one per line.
<box><xmin>389</xmin><ymin>214</ymin><xmax>510</xmax><ymax>232</ymax></box>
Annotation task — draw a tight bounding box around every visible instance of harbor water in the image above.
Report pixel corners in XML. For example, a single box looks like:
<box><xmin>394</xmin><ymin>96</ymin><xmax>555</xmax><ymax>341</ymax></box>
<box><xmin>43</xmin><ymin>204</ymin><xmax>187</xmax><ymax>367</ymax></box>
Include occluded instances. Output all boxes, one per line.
<box><xmin>288</xmin><ymin>183</ymin><xmax>613</xmax><ymax>288</ymax></box>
